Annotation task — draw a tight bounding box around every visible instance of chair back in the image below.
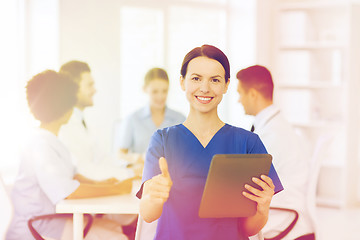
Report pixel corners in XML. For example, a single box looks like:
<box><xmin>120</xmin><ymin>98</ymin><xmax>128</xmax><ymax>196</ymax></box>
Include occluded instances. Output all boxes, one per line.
<box><xmin>306</xmin><ymin>134</ymin><xmax>332</xmax><ymax>239</ymax></box>
<box><xmin>0</xmin><ymin>174</ymin><xmax>13</xmax><ymax>239</ymax></box>
<box><xmin>249</xmin><ymin>231</ymin><xmax>264</xmax><ymax>240</ymax></box>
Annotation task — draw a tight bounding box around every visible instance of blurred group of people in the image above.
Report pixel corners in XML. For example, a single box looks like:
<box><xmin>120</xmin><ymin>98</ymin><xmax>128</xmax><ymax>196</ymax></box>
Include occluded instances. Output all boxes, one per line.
<box><xmin>6</xmin><ymin>44</ymin><xmax>315</xmax><ymax>240</ymax></box>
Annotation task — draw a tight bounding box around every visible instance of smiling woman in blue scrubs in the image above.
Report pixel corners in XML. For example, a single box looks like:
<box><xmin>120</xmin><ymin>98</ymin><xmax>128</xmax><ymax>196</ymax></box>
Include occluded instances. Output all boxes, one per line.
<box><xmin>137</xmin><ymin>45</ymin><xmax>283</xmax><ymax>240</ymax></box>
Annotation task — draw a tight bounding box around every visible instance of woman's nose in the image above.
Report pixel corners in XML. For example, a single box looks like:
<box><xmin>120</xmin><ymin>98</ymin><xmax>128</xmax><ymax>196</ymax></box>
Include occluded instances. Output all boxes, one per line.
<box><xmin>199</xmin><ymin>80</ymin><xmax>210</xmax><ymax>93</ymax></box>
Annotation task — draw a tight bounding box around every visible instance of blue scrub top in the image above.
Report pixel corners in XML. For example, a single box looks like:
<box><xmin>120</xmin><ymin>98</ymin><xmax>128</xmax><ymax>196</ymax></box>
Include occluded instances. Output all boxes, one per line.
<box><xmin>138</xmin><ymin>124</ymin><xmax>283</xmax><ymax>240</ymax></box>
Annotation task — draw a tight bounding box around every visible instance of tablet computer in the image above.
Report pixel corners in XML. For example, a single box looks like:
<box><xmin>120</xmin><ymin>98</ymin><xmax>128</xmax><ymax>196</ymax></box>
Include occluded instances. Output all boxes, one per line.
<box><xmin>198</xmin><ymin>154</ymin><xmax>272</xmax><ymax>218</ymax></box>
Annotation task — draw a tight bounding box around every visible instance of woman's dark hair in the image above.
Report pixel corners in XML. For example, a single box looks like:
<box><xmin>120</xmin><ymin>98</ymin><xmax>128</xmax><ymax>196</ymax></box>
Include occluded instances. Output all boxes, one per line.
<box><xmin>180</xmin><ymin>44</ymin><xmax>230</xmax><ymax>82</ymax></box>
<box><xmin>144</xmin><ymin>67</ymin><xmax>169</xmax><ymax>87</ymax></box>
<box><xmin>236</xmin><ymin>65</ymin><xmax>274</xmax><ymax>100</ymax></box>
<box><xmin>59</xmin><ymin>60</ymin><xmax>91</xmax><ymax>84</ymax></box>
<box><xmin>26</xmin><ymin>70</ymin><xmax>78</xmax><ymax>123</ymax></box>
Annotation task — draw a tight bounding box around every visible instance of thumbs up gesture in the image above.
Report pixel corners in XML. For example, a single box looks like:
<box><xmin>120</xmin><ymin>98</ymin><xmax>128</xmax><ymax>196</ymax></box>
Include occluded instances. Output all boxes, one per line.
<box><xmin>143</xmin><ymin>157</ymin><xmax>173</xmax><ymax>205</ymax></box>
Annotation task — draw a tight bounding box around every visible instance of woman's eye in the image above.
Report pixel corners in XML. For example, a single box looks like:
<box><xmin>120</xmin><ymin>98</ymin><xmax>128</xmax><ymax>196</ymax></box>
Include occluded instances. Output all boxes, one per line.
<box><xmin>212</xmin><ymin>78</ymin><xmax>220</xmax><ymax>83</ymax></box>
<box><xmin>192</xmin><ymin>77</ymin><xmax>200</xmax><ymax>81</ymax></box>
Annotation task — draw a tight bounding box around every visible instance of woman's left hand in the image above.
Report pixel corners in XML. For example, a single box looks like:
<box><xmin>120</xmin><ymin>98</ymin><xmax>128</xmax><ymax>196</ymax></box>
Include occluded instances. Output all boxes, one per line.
<box><xmin>242</xmin><ymin>175</ymin><xmax>275</xmax><ymax>216</ymax></box>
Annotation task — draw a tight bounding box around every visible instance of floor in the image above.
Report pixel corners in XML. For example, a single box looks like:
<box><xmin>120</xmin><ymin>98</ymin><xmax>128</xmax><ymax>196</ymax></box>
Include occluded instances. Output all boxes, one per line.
<box><xmin>317</xmin><ymin>206</ymin><xmax>360</xmax><ymax>240</ymax></box>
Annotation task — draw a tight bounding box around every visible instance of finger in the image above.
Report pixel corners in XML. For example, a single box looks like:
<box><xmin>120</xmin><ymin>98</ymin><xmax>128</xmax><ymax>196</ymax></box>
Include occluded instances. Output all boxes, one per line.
<box><xmin>261</xmin><ymin>175</ymin><xmax>275</xmax><ymax>189</ymax></box>
<box><xmin>150</xmin><ymin>189</ymin><xmax>170</xmax><ymax>200</ymax></box>
<box><xmin>151</xmin><ymin>175</ymin><xmax>172</xmax><ymax>189</ymax></box>
<box><xmin>159</xmin><ymin>157</ymin><xmax>170</xmax><ymax>178</ymax></box>
<box><xmin>244</xmin><ymin>184</ymin><xmax>263</xmax><ymax>197</ymax></box>
<box><xmin>252</xmin><ymin>177</ymin><xmax>272</xmax><ymax>191</ymax></box>
<box><xmin>242</xmin><ymin>191</ymin><xmax>259</xmax><ymax>202</ymax></box>
<box><xmin>149</xmin><ymin>179</ymin><xmax>172</xmax><ymax>191</ymax></box>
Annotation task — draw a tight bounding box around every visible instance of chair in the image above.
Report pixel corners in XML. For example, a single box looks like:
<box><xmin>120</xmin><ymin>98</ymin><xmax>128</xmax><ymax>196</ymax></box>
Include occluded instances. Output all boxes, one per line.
<box><xmin>0</xmin><ymin>174</ymin><xmax>93</xmax><ymax>240</ymax></box>
<box><xmin>28</xmin><ymin>213</ymin><xmax>93</xmax><ymax>240</ymax></box>
<box><xmin>263</xmin><ymin>135</ymin><xmax>331</xmax><ymax>240</ymax></box>
<box><xmin>263</xmin><ymin>207</ymin><xmax>299</xmax><ymax>240</ymax></box>
<box><xmin>0</xmin><ymin>174</ymin><xmax>13</xmax><ymax>239</ymax></box>
<box><xmin>249</xmin><ymin>231</ymin><xmax>264</xmax><ymax>240</ymax></box>
<box><xmin>305</xmin><ymin>134</ymin><xmax>332</xmax><ymax>240</ymax></box>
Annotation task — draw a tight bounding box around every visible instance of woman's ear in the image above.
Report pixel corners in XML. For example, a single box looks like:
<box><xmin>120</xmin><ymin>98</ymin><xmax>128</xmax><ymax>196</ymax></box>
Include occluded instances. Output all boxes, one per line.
<box><xmin>223</xmin><ymin>78</ymin><xmax>230</xmax><ymax>94</ymax></box>
<box><xmin>180</xmin><ymin>76</ymin><xmax>185</xmax><ymax>91</ymax></box>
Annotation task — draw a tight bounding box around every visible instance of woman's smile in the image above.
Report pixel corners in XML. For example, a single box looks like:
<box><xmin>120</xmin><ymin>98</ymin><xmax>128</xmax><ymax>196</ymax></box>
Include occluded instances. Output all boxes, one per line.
<box><xmin>195</xmin><ymin>96</ymin><xmax>213</xmax><ymax>104</ymax></box>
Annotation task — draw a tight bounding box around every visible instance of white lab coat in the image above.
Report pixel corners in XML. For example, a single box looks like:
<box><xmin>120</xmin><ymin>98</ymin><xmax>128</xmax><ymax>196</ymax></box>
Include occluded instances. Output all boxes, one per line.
<box><xmin>6</xmin><ymin>129</ymin><xmax>80</xmax><ymax>240</ymax></box>
<box><xmin>254</xmin><ymin>105</ymin><xmax>313</xmax><ymax>239</ymax></box>
<box><xmin>59</xmin><ymin>108</ymin><xmax>133</xmax><ymax>181</ymax></box>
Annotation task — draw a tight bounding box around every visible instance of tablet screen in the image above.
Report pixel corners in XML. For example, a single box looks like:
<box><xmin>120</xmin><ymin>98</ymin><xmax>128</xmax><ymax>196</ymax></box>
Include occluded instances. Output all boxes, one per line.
<box><xmin>198</xmin><ymin>154</ymin><xmax>272</xmax><ymax>218</ymax></box>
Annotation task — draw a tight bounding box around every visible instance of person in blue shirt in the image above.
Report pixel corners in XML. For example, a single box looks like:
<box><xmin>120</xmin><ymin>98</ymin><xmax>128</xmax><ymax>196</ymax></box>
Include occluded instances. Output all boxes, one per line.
<box><xmin>117</xmin><ymin>67</ymin><xmax>185</xmax><ymax>155</ymax></box>
<box><xmin>137</xmin><ymin>44</ymin><xmax>283</xmax><ymax>240</ymax></box>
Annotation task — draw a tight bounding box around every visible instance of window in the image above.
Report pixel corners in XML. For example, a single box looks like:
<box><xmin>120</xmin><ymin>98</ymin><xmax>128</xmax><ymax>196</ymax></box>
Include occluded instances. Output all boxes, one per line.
<box><xmin>120</xmin><ymin>7</ymin><xmax>165</xmax><ymax>117</ymax></box>
<box><xmin>119</xmin><ymin>1</ymin><xmax>257</xmax><ymax>129</ymax></box>
<box><xmin>0</xmin><ymin>0</ymin><xmax>26</xmax><ymax>182</ymax></box>
<box><xmin>0</xmin><ymin>0</ymin><xmax>59</xmax><ymax>183</ymax></box>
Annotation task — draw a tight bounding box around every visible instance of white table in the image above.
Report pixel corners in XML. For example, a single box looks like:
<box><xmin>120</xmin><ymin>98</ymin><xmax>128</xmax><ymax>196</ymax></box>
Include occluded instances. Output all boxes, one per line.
<box><xmin>56</xmin><ymin>193</ymin><xmax>139</xmax><ymax>240</ymax></box>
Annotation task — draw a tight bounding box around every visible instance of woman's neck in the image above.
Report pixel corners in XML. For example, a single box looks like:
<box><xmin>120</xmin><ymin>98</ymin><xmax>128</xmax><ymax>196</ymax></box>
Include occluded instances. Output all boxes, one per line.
<box><xmin>40</xmin><ymin>122</ymin><xmax>61</xmax><ymax>136</ymax></box>
<box><xmin>150</xmin><ymin>106</ymin><xmax>165</xmax><ymax>127</ymax></box>
<box><xmin>150</xmin><ymin>106</ymin><xmax>165</xmax><ymax>115</ymax></box>
<box><xmin>184</xmin><ymin>109</ymin><xmax>224</xmax><ymax>137</ymax></box>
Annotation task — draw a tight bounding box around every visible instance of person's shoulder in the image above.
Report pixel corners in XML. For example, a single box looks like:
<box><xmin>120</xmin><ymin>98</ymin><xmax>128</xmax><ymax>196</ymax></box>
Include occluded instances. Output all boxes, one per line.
<box><xmin>21</xmin><ymin>129</ymin><xmax>55</xmax><ymax>154</ymax></box>
<box><xmin>156</xmin><ymin>123</ymin><xmax>183</xmax><ymax>135</ymax></box>
<box><xmin>167</xmin><ymin>107</ymin><xmax>184</xmax><ymax>116</ymax></box>
<box><xmin>223</xmin><ymin>124</ymin><xmax>262</xmax><ymax>143</ymax></box>
<box><xmin>166</xmin><ymin>108</ymin><xmax>186</xmax><ymax>120</ymax></box>
<box><xmin>223</xmin><ymin>124</ymin><xmax>253</xmax><ymax>135</ymax></box>
<box><xmin>148</xmin><ymin>124</ymin><xmax>182</xmax><ymax>147</ymax></box>
<box><xmin>131</xmin><ymin>107</ymin><xmax>145</xmax><ymax>117</ymax></box>
<box><xmin>262</xmin><ymin>111</ymin><xmax>295</xmax><ymax>136</ymax></box>
<box><xmin>124</xmin><ymin>107</ymin><xmax>148</xmax><ymax>121</ymax></box>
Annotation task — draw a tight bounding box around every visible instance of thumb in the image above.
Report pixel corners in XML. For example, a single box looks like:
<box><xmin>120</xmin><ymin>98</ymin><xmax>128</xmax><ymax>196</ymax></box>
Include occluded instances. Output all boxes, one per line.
<box><xmin>159</xmin><ymin>157</ymin><xmax>170</xmax><ymax>178</ymax></box>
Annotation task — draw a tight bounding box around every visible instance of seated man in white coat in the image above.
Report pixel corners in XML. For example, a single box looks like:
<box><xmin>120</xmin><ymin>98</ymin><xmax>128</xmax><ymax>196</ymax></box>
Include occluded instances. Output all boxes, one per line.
<box><xmin>236</xmin><ymin>65</ymin><xmax>315</xmax><ymax>240</ymax></box>
<box><xmin>58</xmin><ymin>60</ymin><xmax>139</xmax><ymax>181</ymax></box>
<box><xmin>59</xmin><ymin>61</ymin><xmax>138</xmax><ymax>239</ymax></box>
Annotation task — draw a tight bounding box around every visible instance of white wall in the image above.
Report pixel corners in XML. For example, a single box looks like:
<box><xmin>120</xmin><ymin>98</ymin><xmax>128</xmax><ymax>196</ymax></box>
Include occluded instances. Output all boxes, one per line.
<box><xmin>0</xmin><ymin>0</ymin><xmax>258</xmax><ymax>181</ymax></box>
<box><xmin>59</xmin><ymin>0</ymin><xmax>123</xmax><ymax>152</ymax></box>
<box><xmin>58</xmin><ymin>0</ymin><xmax>257</xmax><ymax>152</ymax></box>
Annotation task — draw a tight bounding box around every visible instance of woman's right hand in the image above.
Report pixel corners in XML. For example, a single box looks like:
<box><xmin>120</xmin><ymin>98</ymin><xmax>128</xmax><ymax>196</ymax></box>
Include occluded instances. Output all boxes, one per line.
<box><xmin>143</xmin><ymin>157</ymin><xmax>173</xmax><ymax>205</ymax></box>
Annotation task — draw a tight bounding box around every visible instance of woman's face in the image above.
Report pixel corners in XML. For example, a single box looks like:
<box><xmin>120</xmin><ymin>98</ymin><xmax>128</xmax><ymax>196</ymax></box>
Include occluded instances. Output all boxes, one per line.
<box><xmin>144</xmin><ymin>78</ymin><xmax>169</xmax><ymax>110</ymax></box>
<box><xmin>180</xmin><ymin>56</ymin><xmax>229</xmax><ymax>114</ymax></box>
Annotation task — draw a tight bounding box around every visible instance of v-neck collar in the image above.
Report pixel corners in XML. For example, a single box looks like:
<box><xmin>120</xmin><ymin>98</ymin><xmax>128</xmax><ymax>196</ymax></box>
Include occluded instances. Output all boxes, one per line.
<box><xmin>179</xmin><ymin>123</ymin><xmax>228</xmax><ymax>149</ymax></box>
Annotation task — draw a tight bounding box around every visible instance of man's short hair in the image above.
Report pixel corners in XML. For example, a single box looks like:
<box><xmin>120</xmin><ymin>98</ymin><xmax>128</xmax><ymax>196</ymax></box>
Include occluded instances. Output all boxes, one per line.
<box><xmin>236</xmin><ymin>65</ymin><xmax>274</xmax><ymax>100</ymax></box>
<box><xmin>59</xmin><ymin>60</ymin><xmax>91</xmax><ymax>83</ymax></box>
<box><xmin>26</xmin><ymin>70</ymin><xmax>78</xmax><ymax>123</ymax></box>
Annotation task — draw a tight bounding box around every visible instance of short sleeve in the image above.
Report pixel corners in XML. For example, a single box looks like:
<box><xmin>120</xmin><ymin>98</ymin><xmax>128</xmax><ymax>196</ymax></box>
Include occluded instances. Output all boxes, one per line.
<box><xmin>136</xmin><ymin>130</ymin><xmax>164</xmax><ymax>198</ymax></box>
<box><xmin>250</xmin><ymin>134</ymin><xmax>284</xmax><ymax>194</ymax></box>
<box><xmin>34</xmin><ymin>144</ymin><xmax>80</xmax><ymax>204</ymax></box>
<box><xmin>117</xmin><ymin>116</ymin><xmax>134</xmax><ymax>150</ymax></box>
